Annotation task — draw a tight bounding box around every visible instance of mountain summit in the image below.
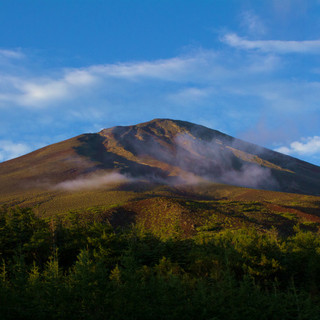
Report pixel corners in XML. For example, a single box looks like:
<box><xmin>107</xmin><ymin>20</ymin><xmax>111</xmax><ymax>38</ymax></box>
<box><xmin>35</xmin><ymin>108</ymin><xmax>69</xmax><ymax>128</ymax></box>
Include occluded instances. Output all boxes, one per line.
<box><xmin>1</xmin><ymin>119</ymin><xmax>320</xmax><ymax>196</ymax></box>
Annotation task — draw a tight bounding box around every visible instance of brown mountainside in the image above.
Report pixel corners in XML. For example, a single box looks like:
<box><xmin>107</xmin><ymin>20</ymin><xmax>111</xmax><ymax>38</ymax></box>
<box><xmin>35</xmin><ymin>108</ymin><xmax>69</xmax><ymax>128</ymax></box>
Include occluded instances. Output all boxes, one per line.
<box><xmin>0</xmin><ymin>118</ymin><xmax>319</xmax><ymax>197</ymax></box>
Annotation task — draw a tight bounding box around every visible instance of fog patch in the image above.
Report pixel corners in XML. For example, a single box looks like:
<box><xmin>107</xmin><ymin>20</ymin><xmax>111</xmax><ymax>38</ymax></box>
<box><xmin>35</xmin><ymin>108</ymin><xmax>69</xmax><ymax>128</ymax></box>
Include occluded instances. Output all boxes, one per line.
<box><xmin>53</xmin><ymin>129</ymin><xmax>280</xmax><ymax>191</ymax></box>
<box><xmin>219</xmin><ymin>163</ymin><xmax>275</xmax><ymax>189</ymax></box>
<box><xmin>174</xmin><ymin>133</ymin><xmax>278</xmax><ymax>189</ymax></box>
<box><xmin>54</xmin><ymin>172</ymin><xmax>130</xmax><ymax>191</ymax></box>
<box><xmin>173</xmin><ymin>172</ymin><xmax>211</xmax><ymax>185</ymax></box>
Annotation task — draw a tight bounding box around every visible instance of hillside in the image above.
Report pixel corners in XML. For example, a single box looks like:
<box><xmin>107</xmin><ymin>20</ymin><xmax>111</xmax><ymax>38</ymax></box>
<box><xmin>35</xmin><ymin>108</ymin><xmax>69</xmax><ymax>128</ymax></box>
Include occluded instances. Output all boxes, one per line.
<box><xmin>0</xmin><ymin>119</ymin><xmax>320</xmax><ymax>198</ymax></box>
<box><xmin>1</xmin><ymin>119</ymin><xmax>320</xmax><ymax>319</ymax></box>
<box><xmin>0</xmin><ymin>119</ymin><xmax>319</xmax><ymax>234</ymax></box>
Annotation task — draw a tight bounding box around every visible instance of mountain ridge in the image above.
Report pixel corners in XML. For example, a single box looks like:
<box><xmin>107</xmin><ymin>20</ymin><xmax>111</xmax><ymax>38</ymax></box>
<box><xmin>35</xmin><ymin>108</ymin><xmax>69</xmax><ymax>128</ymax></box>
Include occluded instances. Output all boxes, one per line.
<box><xmin>0</xmin><ymin>118</ymin><xmax>319</xmax><ymax>197</ymax></box>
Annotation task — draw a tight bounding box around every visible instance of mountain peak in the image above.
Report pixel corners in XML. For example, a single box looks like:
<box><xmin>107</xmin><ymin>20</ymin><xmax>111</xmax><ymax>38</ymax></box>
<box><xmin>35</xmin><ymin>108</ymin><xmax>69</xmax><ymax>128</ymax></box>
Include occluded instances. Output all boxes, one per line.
<box><xmin>100</xmin><ymin>118</ymin><xmax>226</xmax><ymax>145</ymax></box>
<box><xmin>101</xmin><ymin>118</ymin><xmax>198</xmax><ymax>133</ymax></box>
<box><xmin>1</xmin><ymin>119</ymin><xmax>320</xmax><ymax>196</ymax></box>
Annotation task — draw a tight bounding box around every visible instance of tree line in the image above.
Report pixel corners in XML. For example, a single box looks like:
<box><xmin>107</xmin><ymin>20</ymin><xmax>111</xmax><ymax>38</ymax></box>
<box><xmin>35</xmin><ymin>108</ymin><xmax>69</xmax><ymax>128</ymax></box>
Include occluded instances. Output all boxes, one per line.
<box><xmin>0</xmin><ymin>206</ymin><xmax>320</xmax><ymax>319</ymax></box>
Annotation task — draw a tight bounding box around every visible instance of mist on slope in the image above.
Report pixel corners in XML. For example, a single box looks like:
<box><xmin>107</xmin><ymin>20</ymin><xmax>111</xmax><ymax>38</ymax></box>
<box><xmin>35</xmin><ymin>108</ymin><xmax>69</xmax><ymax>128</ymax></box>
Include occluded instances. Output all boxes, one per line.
<box><xmin>54</xmin><ymin>172</ymin><xmax>130</xmax><ymax>191</ymax></box>
<box><xmin>172</xmin><ymin>133</ymin><xmax>278</xmax><ymax>189</ymax></box>
<box><xmin>52</xmin><ymin>127</ymin><xmax>278</xmax><ymax>191</ymax></box>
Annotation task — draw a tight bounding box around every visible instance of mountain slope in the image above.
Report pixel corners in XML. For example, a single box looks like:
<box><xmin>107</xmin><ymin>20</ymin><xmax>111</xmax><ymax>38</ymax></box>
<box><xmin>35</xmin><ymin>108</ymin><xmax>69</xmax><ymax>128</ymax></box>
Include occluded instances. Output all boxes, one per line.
<box><xmin>96</xmin><ymin>119</ymin><xmax>320</xmax><ymax>195</ymax></box>
<box><xmin>0</xmin><ymin>118</ymin><xmax>319</xmax><ymax>197</ymax></box>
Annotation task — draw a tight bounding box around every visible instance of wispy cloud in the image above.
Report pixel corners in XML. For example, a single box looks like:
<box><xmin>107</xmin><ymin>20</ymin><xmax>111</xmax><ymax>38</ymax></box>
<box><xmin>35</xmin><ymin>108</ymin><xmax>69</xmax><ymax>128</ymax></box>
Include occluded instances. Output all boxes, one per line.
<box><xmin>240</xmin><ymin>11</ymin><xmax>267</xmax><ymax>36</ymax></box>
<box><xmin>0</xmin><ymin>140</ymin><xmax>31</xmax><ymax>162</ymax></box>
<box><xmin>223</xmin><ymin>33</ymin><xmax>320</xmax><ymax>54</ymax></box>
<box><xmin>167</xmin><ymin>87</ymin><xmax>213</xmax><ymax>106</ymax></box>
<box><xmin>90</xmin><ymin>55</ymin><xmax>201</xmax><ymax>81</ymax></box>
<box><xmin>2</xmin><ymin>56</ymin><xmax>202</xmax><ymax>108</ymax></box>
<box><xmin>275</xmin><ymin>136</ymin><xmax>320</xmax><ymax>156</ymax></box>
<box><xmin>0</xmin><ymin>41</ymin><xmax>319</xmax><ymax>165</ymax></box>
<box><xmin>0</xmin><ymin>69</ymin><xmax>98</xmax><ymax>107</ymax></box>
<box><xmin>0</xmin><ymin>50</ymin><xmax>277</xmax><ymax>108</ymax></box>
<box><xmin>54</xmin><ymin>172</ymin><xmax>130</xmax><ymax>191</ymax></box>
<box><xmin>0</xmin><ymin>49</ymin><xmax>24</xmax><ymax>60</ymax></box>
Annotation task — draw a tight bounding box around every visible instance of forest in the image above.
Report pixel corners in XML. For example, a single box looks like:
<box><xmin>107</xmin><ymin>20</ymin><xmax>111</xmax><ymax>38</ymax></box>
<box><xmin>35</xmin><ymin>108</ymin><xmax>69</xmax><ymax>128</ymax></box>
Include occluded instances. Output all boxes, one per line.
<box><xmin>0</xmin><ymin>205</ymin><xmax>320</xmax><ymax>319</ymax></box>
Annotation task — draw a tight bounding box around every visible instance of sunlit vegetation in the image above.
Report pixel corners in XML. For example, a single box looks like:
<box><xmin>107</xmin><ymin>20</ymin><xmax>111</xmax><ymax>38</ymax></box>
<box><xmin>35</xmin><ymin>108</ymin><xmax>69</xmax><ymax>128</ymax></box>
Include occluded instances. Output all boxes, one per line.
<box><xmin>0</xmin><ymin>205</ymin><xmax>320</xmax><ymax>319</ymax></box>
<box><xmin>1</xmin><ymin>118</ymin><xmax>320</xmax><ymax>319</ymax></box>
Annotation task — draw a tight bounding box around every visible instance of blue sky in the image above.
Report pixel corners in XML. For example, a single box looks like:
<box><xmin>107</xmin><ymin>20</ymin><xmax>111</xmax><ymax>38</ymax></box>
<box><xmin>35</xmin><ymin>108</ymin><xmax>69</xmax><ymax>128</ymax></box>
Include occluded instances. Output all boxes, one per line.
<box><xmin>1</xmin><ymin>0</ymin><xmax>320</xmax><ymax>165</ymax></box>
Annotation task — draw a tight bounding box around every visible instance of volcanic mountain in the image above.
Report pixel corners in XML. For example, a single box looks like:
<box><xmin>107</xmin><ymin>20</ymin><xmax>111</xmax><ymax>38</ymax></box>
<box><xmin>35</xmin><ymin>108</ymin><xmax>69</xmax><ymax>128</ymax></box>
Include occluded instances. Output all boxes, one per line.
<box><xmin>1</xmin><ymin>119</ymin><xmax>319</xmax><ymax>198</ymax></box>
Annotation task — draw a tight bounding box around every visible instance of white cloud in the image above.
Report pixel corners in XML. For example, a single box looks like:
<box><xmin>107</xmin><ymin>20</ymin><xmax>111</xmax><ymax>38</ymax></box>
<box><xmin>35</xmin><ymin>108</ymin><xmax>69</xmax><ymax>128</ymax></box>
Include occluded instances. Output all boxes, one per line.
<box><xmin>240</xmin><ymin>11</ymin><xmax>267</xmax><ymax>35</ymax></box>
<box><xmin>0</xmin><ymin>140</ymin><xmax>31</xmax><ymax>162</ymax></box>
<box><xmin>0</xmin><ymin>69</ymin><xmax>98</xmax><ymax>107</ymax></box>
<box><xmin>0</xmin><ymin>50</ymin><xmax>269</xmax><ymax>108</ymax></box>
<box><xmin>250</xmin><ymin>81</ymin><xmax>320</xmax><ymax>113</ymax></box>
<box><xmin>223</xmin><ymin>33</ymin><xmax>320</xmax><ymax>54</ymax></box>
<box><xmin>1</xmin><ymin>56</ymin><xmax>203</xmax><ymax>108</ymax></box>
<box><xmin>275</xmin><ymin>136</ymin><xmax>320</xmax><ymax>156</ymax></box>
<box><xmin>167</xmin><ymin>87</ymin><xmax>213</xmax><ymax>106</ymax></box>
<box><xmin>64</xmin><ymin>69</ymin><xmax>97</xmax><ymax>85</ymax></box>
<box><xmin>275</xmin><ymin>146</ymin><xmax>291</xmax><ymax>154</ymax></box>
<box><xmin>0</xmin><ymin>44</ymin><xmax>289</xmax><ymax>111</ymax></box>
<box><xmin>0</xmin><ymin>43</ymin><xmax>319</xmax><ymax>168</ymax></box>
<box><xmin>89</xmin><ymin>52</ymin><xmax>216</xmax><ymax>82</ymax></box>
<box><xmin>20</xmin><ymin>80</ymin><xmax>69</xmax><ymax>104</ymax></box>
<box><xmin>0</xmin><ymin>49</ymin><xmax>24</xmax><ymax>59</ymax></box>
<box><xmin>91</xmin><ymin>57</ymin><xmax>188</xmax><ymax>79</ymax></box>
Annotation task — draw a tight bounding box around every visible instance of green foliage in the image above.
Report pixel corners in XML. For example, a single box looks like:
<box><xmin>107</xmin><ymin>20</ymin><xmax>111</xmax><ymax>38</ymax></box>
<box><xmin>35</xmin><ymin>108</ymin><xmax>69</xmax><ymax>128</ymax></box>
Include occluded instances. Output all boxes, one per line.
<box><xmin>0</xmin><ymin>206</ymin><xmax>52</xmax><ymax>264</ymax></box>
<box><xmin>0</xmin><ymin>205</ymin><xmax>320</xmax><ymax>319</ymax></box>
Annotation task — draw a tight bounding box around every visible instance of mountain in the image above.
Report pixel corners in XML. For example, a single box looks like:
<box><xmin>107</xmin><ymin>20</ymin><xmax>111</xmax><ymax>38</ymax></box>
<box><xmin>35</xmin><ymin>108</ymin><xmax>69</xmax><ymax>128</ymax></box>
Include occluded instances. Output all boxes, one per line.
<box><xmin>0</xmin><ymin>118</ymin><xmax>320</xmax><ymax>199</ymax></box>
<box><xmin>2</xmin><ymin>120</ymin><xmax>320</xmax><ymax>320</ymax></box>
<box><xmin>2</xmin><ymin>121</ymin><xmax>320</xmax><ymax>320</ymax></box>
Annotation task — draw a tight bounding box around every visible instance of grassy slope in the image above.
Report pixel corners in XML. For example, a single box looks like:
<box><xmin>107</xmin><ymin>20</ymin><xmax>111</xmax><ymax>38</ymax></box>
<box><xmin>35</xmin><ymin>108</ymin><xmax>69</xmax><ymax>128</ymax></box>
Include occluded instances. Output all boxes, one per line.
<box><xmin>1</xmin><ymin>179</ymin><xmax>318</xmax><ymax>238</ymax></box>
<box><xmin>0</xmin><ymin>119</ymin><xmax>319</xmax><ymax>238</ymax></box>
<box><xmin>0</xmin><ymin>134</ymin><xmax>94</xmax><ymax>195</ymax></box>
<box><xmin>99</xmin><ymin>119</ymin><xmax>320</xmax><ymax>195</ymax></box>
<box><xmin>1</xmin><ymin>119</ymin><xmax>320</xmax><ymax>199</ymax></box>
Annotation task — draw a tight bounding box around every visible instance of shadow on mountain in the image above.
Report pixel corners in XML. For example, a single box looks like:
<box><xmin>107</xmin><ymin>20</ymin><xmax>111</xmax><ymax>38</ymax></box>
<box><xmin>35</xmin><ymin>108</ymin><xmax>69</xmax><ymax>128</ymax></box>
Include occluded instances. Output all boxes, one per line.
<box><xmin>74</xmin><ymin>133</ymin><xmax>168</xmax><ymax>179</ymax></box>
<box><xmin>107</xmin><ymin>207</ymin><xmax>136</xmax><ymax>229</ymax></box>
<box><xmin>284</xmin><ymin>204</ymin><xmax>320</xmax><ymax>217</ymax></box>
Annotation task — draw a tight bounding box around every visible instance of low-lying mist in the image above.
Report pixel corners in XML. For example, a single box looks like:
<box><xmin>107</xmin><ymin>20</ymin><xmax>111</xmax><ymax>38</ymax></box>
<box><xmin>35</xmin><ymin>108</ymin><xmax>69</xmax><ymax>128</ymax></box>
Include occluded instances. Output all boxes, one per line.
<box><xmin>52</xmin><ymin>129</ymin><xmax>279</xmax><ymax>191</ymax></box>
<box><xmin>54</xmin><ymin>172</ymin><xmax>130</xmax><ymax>191</ymax></box>
<box><xmin>174</xmin><ymin>133</ymin><xmax>278</xmax><ymax>189</ymax></box>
